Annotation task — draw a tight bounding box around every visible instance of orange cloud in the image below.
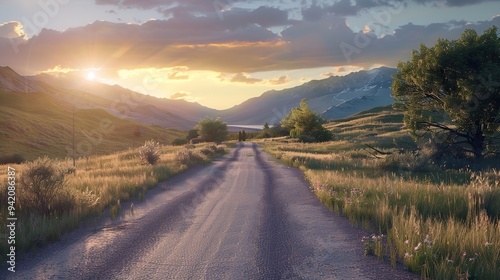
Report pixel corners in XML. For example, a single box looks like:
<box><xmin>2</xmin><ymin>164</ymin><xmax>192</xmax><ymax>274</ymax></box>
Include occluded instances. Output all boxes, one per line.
<box><xmin>268</xmin><ymin>75</ymin><xmax>290</xmax><ymax>85</ymax></box>
<box><xmin>170</xmin><ymin>91</ymin><xmax>190</xmax><ymax>100</ymax></box>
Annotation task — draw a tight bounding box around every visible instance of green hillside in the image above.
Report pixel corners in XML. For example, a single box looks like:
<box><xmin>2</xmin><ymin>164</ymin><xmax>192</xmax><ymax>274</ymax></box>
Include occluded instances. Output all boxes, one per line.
<box><xmin>0</xmin><ymin>91</ymin><xmax>186</xmax><ymax>161</ymax></box>
<box><xmin>324</xmin><ymin>105</ymin><xmax>415</xmax><ymax>151</ymax></box>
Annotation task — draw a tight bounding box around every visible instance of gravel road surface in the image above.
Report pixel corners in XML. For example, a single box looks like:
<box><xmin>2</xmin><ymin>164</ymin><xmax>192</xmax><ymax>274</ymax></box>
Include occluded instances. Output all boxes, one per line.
<box><xmin>2</xmin><ymin>142</ymin><xmax>417</xmax><ymax>279</ymax></box>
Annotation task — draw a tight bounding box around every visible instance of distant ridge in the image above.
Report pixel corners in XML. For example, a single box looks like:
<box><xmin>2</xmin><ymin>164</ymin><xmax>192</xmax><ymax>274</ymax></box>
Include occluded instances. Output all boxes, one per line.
<box><xmin>220</xmin><ymin>67</ymin><xmax>397</xmax><ymax>124</ymax></box>
<box><xmin>0</xmin><ymin>66</ymin><xmax>397</xmax><ymax>129</ymax></box>
<box><xmin>0</xmin><ymin>66</ymin><xmax>42</xmax><ymax>93</ymax></box>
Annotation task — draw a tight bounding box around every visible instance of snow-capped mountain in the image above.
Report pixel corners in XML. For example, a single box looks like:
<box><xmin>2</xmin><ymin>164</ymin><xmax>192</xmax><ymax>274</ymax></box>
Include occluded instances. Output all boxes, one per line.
<box><xmin>1</xmin><ymin>66</ymin><xmax>397</xmax><ymax>130</ymax></box>
<box><xmin>221</xmin><ymin>67</ymin><xmax>397</xmax><ymax>124</ymax></box>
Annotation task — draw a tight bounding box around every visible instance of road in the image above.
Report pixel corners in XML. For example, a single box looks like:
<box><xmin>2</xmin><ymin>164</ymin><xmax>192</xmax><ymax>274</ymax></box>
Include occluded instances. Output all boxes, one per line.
<box><xmin>3</xmin><ymin>142</ymin><xmax>416</xmax><ymax>279</ymax></box>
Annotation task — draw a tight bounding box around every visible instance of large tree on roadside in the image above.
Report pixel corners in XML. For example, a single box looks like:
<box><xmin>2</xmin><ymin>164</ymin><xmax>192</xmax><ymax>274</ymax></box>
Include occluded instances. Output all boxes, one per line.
<box><xmin>195</xmin><ymin>117</ymin><xmax>228</xmax><ymax>144</ymax></box>
<box><xmin>281</xmin><ymin>99</ymin><xmax>333</xmax><ymax>142</ymax></box>
<box><xmin>392</xmin><ymin>26</ymin><xmax>500</xmax><ymax>160</ymax></box>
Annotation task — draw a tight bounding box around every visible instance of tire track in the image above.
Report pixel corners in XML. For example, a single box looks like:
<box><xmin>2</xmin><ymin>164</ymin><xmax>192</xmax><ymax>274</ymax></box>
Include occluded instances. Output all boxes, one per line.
<box><xmin>7</xmin><ymin>145</ymin><xmax>243</xmax><ymax>280</ymax></box>
<box><xmin>253</xmin><ymin>143</ymin><xmax>299</xmax><ymax>279</ymax></box>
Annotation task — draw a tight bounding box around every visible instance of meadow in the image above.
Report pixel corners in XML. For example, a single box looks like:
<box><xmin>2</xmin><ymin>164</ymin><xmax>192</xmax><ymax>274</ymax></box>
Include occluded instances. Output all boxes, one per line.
<box><xmin>260</xmin><ymin>106</ymin><xmax>500</xmax><ymax>279</ymax></box>
<box><xmin>0</xmin><ymin>143</ymin><xmax>226</xmax><ymax>261</ymax></box>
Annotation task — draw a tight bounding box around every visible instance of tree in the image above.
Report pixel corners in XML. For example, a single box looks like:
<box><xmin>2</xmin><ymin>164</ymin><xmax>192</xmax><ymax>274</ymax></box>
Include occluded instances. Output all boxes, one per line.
<box><xmin>281</xmin><ymin>99</ymin><xmax>333</xmax><ymax>142</ymax></box>
<box><xmin>259</xmin><ymin>122</ymin><xmax>271</xmax><ymax>138</ymax></box>
<box><xmin>186</xmin><ymin>129</ymin><xmax>199</xmax><ymax>141</ymax></box>
<box><xmin>269</xmin><ymin>122</ymin><xmax>290</xmax><ymax>137</ymax></box>
<box><xmin>195</xmin><ymin>117</ymin><xmax>228</xmax><ymax>144</ymax></box>
<box><xmin>392</xmin><ymin>26</ymin><xmax>500</xmax><ymax>160</ymax></box>
<box><xmin>241</xmin><ymin>130</ymin><xmax>246</xmax><ymax>141</ymax></box>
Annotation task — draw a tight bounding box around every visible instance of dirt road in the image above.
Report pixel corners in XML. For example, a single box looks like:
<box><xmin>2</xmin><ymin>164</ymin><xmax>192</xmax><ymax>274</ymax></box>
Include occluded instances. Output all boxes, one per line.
<box><xmin>2</xmin><ymin>142</ymin><xmax>416</xmax><ymax>279</ymax></box>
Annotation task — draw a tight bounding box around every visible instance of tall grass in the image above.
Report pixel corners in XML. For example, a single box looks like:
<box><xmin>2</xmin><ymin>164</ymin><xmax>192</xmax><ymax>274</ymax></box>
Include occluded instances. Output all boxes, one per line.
<box><xmin>261</xmin><ymin>137</ymin><xmax>500</xmax><ymax>279</ymax></box>
<box><xmin>0</xmin><ymin>143</ymin><xmax>226</xmax><ymax>260</ymax></box>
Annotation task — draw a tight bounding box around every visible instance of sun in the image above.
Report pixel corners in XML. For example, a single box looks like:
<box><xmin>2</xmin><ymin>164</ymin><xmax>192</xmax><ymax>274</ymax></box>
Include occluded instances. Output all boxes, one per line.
<box><xmin>86</xmin><ymin>71</ymin><xmax>96</xmax><ymax>81</ymax></box>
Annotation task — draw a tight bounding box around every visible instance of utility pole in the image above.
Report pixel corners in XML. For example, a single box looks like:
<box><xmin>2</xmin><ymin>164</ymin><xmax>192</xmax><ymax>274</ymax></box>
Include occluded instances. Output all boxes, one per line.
<box><xmin>72</xmin><ymin>103</ymin><xmax>76</xmax><ymax>167</ymax></box>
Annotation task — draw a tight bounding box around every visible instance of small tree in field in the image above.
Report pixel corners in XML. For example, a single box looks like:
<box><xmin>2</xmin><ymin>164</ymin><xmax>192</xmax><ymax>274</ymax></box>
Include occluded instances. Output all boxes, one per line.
<box><xmin>186</xmin><ymin>129</ymin><xmax>199</xmax><ymax>141</ymax></box>
<box><xmin>392</xmin><ymin>26</ymin><xmax>500</xmax><ymax>160</ymax></box>
<box><xmin>281</xmin><ymin>99</ymin><xmax>333</xmax><ymax>142</ymax></box>
<box><xmin>195</xmin><ymin>117</ymin><xmax>228</xmax><ymax>144</ymax></box>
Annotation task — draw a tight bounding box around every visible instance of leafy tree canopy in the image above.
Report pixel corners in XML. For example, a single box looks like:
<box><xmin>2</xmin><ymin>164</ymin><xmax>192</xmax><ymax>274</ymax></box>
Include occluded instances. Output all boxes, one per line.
<box><xmin>392</xmin><ymin>26</ymin><xmax>500</xmax><ymax>160</ymax></box>
<box><xmin>281</xmin><ymin>99</ymin><xmax>333</xmax><ymax>142</ymax></box>
<box><xmin>195</xmin><ymin>117</ymin><xmax>228</xmax><ymax>144</ymax></box>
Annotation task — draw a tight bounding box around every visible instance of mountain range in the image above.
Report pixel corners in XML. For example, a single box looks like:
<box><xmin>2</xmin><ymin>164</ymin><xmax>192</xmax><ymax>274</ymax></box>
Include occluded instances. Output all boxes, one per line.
<box><xmin>0</xmin><ymin>66</ymin><xmax>397</xmax><ymax>130</ymax></box>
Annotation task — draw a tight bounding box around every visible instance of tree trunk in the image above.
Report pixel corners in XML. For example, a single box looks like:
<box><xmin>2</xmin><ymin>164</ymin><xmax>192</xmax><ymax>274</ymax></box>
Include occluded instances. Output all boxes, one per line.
<box><xmin>471</xmin><ymin>123</ymin><xmax>485</xmax><ymax>160</ymax></box>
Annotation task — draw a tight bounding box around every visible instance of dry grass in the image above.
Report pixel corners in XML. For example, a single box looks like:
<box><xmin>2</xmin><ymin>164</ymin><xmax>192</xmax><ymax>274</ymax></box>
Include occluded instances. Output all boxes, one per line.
<box><xmin>260</xmin><ymin>107</ymin><xmax>500</xmax><ymax>279</ymax></box>
<box><xmin>0</xmin><ymin>143</ymin><xmax>226</xmax><ymax>258</ymax></box>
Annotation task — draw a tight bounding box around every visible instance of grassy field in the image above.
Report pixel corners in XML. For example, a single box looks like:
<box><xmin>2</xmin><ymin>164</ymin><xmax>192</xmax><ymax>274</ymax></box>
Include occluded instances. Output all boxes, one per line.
<box><xmin>0</xmin><ymin>142</ymin><xmax>226</xmax><ymax>261</ymax></box>
<box><xmin>0</xmin><ymin>91</ymin><xmax>186</xmax><ymax>162</ymax></box>
<box><xmin>260</xmin><ymin>106</ymin><xmax>500</xmax><ymax>279</ymax></box>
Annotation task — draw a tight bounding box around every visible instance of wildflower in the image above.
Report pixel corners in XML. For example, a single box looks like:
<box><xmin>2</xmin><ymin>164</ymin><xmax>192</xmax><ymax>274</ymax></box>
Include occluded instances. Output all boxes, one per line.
<box><xmin>404</xmin><ymin>252</ymin><xmax>413</xmax><ymax>259</ymax></box>
<box><xmin>463</xmin><ymin>252</ymin><xmax>466</xmax><ymax>257</ymax></box>
<box><xmin>485</xmin><ymin>242</ymin><xmax>493</xmax><ymax>247</ymax></box>
<box><xmin>404</xmin><ymin>240</ymin><xmax>409</xmax><ymax>245</ymax></box>
<box><xmin>424</xmin><ymin>234</ymin><xmax>432</xmax><ymax>247</ymax></box>
<box><xmin>414</xmin><ymin>242</ymin><xmax>422</xmax><ymax>251</ymax></box>
<box><xmin>445</xmin><ymin>257</ymin><xmax>453</xmax><ymax>263</ymax></box>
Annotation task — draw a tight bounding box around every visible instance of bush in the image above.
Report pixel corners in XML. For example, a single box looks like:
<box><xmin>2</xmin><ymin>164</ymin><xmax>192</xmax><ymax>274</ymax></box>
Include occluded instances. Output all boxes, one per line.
<box><xmin>172</xmin><ymin>138</ymin><xmax>188</xmax><ymax>146</ymax></box>
<box><xmin>190</xmin><ymin>137</ymin><xmax>204</xmax><ymax>144</ymax></box>
<box><xmin>19</xmin><ymin>157</ymin><xmax>70</xmax><ymax>215</ymax></box>
<box><xmin>376</xmin><ymin>152</ymin><xmax>431</xmax><ymax>173</ymax></box>
<box><xmin>298</xmin><ymin>135</ymin><xmax>316</xmax><ymax>143</ymax></box>
<box><xmin>175</xmin><ymin>149</ymin><xmax>204</xmax><ymax>166</ymax></box>
<box><xmin>199</xmin><ymin>143</ymin><xmax>226</xmax><ymax>156</ymax></box>
<box><xmin>0</xmin><ymin>153</ymin><xmax>25</xmax><ymax>164</ymax></box>
<box><xmin>138</xmin><ymin>140</ymin><xmax>161</xmax><ymax>165</ymax></box>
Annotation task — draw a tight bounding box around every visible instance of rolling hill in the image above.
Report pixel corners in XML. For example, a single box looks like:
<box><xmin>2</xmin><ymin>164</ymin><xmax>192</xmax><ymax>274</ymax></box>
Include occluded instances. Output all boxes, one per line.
<box><xmin>0</xmin><ymin>90</ymin><xmax>185</xmax><ymax>161</ymax></box>
<box><xmin>0</xmin><ymin>66</ymin><xmax>399</xmax><ymax>161</ymax></box>
<box><xmin>31</xmin><ymin>73</ymin><xmax>216</xmax><ymax>129</ymax></box>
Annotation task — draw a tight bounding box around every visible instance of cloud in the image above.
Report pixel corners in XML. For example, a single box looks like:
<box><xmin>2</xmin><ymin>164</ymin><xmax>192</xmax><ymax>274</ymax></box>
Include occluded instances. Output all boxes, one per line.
<box><xmin>0</xmin><ymin>21</ymin><xmax>27</xmax><ymax>40</ymax></box>
<box><xmin>268</xmin><ymin>75</ymin><xmax>290</xmax><ymax>85</ymax></box>
<box><xmin>222</xmin><ymin>73</ymin><xmax>290</xmax><ymax>85</ymax></box>
<box><xmin>230</xmin><ymin>73</ymin><xmax>263</xmax><ymax>84</ymax></box>
<box><xmin>0</xmin><ymin>15</ymin><xmax>498</xmax><ymax>76</ymax></box>
<box><xmin>170</xmin><ymin>91</ymin><xmax>190</xmax><ymax>100</ymax></box>
<box><xmin>413</xmin><ymin>0</ymin><xmax>497</xmax><ymax>7</ymax></box>
<box><xmin>167</xmin><ymin>67</ymin><xmax>189</xmax><ymax>80</ymax></box>
<box><xmin>300</xmin><ymin>0</ymin><xmax>493</xmax><ymax>18</ymax></box>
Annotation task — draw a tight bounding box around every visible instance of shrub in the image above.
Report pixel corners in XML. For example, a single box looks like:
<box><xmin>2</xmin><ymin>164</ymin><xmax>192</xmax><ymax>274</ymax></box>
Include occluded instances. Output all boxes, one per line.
<box><xmin>376</xmin><ymin>152</ymin><xmax>431</xmax><ymax>173</ymax></box>
<box><xmin>175</xmin><ymin>149</ymin><xmax>204</xmax><ymax>166</ymax></box>
<box><xmin>186</xmin><ymin>129</ymin><xmax>199</xmax><ymax>141</ymax></box>
<box><xmin>172</xmin><ymin>138</ymin><xmax>188</xmax><ymax>146</ymax></box>
<box><xmin>138</xmin><ymin>140</ymin><xmax>161</xmax><ymax>165</ymax></box>
<box><xmin>190</xmin><ymin>137</ymin><xmax>204</xmax><ymax>144</ymax></box>
<box><xmin>0</xmin><ymin>153</ymin><xmax>25</xmax><ymax>164</ymax></box>
<box><xmin>298</xmin><ymin>135</ymin><xmax>316</xmax><ymax>143</ymax></box>
<box><xmin>199</xmin><ymin>143</ymin><xmax>226</xmax><ymax>156</ymax></box>
<box><xmin>19</xmin><ymin>157</ymin><xmax>70</xmax><ymax>215</ymax></box>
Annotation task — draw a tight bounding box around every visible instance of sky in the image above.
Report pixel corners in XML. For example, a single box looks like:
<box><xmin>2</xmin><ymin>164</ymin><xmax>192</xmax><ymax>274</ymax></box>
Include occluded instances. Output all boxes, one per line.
<box><xmin>0</xmin><ymin>0</ymin><xmax>498</xmax><ymax>109</ymax></box>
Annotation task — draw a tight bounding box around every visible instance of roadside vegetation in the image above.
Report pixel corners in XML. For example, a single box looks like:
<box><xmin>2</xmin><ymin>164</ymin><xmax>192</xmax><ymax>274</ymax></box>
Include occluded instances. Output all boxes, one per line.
<box><xmin>261</xmin><ymin>106</ymin><xmax>500</xmax><ymax>279</ymax></box>
<box><xmin>261</xmin><ymin>27</ymin><xmax>500</xmax><ymax>279</ymax></box>
<box><xmin>0</xmin><ymin>141</ymin><xmax>226</xmax><ymax>261</ymax></box>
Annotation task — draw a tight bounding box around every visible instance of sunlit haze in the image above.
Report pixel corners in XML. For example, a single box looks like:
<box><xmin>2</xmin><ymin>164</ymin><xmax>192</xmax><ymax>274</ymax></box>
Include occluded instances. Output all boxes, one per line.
<box><xmin>0</xmin><ymin>0</ymin><xmax>498</xmax><ymax>109</ymax></box>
